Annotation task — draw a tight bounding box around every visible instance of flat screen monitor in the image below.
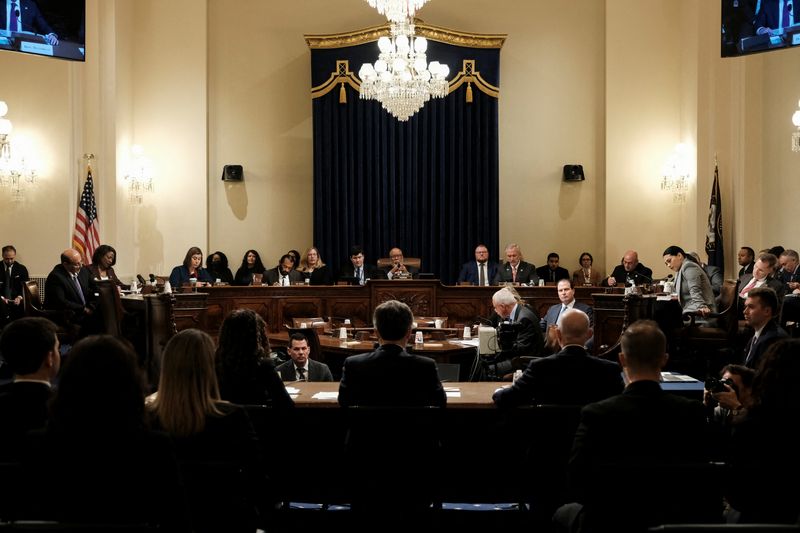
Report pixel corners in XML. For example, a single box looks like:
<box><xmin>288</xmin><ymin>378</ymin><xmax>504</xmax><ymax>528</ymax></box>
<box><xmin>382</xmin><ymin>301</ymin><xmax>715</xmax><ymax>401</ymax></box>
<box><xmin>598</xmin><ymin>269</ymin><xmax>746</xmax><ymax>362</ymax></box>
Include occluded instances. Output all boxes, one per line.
<box><xmin>0</xmin><ymin>0</ymin><xmax>85</xmax><ymax>62</ymax></box>
<box><xmin>722</xmin><ymin>0</ymin><xmax>800</xmax><ymax>57</ymax></box>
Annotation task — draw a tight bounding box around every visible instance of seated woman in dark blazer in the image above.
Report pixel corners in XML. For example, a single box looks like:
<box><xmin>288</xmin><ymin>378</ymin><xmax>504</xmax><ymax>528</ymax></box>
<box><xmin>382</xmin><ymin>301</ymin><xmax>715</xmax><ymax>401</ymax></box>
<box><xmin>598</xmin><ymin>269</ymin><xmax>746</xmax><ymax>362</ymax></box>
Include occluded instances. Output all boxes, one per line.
<box><xmin>233</xmin><ymin>249</ymin><xmax>266</xmax><ymax>286</ymax></box>
<box><xmin>215</xmin><ymin>308</ymin><xmax>294</xmax><ymax>408</ymax></box>
<box><xmin>88</xmin><ymin>244</ymin><xmax>128</xmax><ymax>289</ymax></box>
<box><xmin>297</xmin><ymin>246</ymin><xmax>333</xmax><ymax>285</ymax></box>
<box><xmin>206</xmin><ymin>251</ymin><xmax>234</xmax><ymax>284</ymax></box>
<box><xmin>169</xmin><ymin>246</ymin><xmax>214</xmax><ymax>287</ymax></box>
<box><xmin>148</xmin><ymin>329</ymin><xmax>267</xmax><ymax>533</ymax></box>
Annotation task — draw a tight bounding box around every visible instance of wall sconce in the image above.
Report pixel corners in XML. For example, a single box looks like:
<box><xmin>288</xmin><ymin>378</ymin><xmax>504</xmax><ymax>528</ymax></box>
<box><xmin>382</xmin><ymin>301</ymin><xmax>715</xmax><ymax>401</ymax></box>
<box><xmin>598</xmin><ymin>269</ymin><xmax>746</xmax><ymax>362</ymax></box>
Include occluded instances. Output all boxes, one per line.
<box><xmin>792</xmin><ymin>99</ymin><xmax>800</xmax><ymax>152</ymax></box>
<box><xmin>660</xmin><ymin>143</ymin><xmax>691</xmax><ymax>204</ymax></box>
<box><xmin>124</xmin><ymin>144</ymin><xmax>154</xmax><ymax>204</ymax></box>
<box><xmin>0</xmin><ymin>101</ymin><xmax>37</xmax><ymax>202</ymax></box>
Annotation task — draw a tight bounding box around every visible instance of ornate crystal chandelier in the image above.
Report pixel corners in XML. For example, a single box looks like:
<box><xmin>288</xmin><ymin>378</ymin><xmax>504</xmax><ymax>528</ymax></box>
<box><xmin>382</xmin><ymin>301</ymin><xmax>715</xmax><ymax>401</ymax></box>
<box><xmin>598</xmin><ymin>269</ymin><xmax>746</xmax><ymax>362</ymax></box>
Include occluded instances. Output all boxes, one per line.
<box><xmin>358</xmin><ymin>20</ymin><xmax>450</xmax><ymax>121</ymax></box>
<box><xmin>0</xmin><ymin>101</ymin><xmax>37</xmax><ymax>202</ymax></box>
<box><xmin>365</xmin><ymin>0</ymin><xmax>429</xmax><ymax>23</ymax></box>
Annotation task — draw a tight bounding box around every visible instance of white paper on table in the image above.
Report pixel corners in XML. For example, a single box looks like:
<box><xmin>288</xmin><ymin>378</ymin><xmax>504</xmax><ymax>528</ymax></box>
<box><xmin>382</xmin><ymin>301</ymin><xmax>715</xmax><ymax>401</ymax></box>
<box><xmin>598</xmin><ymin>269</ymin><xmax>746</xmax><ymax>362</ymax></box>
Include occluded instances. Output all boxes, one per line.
<box><xmin>312</xmin><ymin>391</ymin><xmax>340</xmax><ymax>400</ymax></box>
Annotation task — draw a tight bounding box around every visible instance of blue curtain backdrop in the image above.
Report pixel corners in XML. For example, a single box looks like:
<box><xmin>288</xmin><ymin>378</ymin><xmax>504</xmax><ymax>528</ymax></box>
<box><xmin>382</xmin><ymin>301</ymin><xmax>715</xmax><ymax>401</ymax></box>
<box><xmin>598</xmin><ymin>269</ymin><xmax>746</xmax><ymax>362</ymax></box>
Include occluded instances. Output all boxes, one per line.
<box><xmin>310</xmin><ymin>28</ymin><xmax>502</xmax><ymax>284</ymax></box>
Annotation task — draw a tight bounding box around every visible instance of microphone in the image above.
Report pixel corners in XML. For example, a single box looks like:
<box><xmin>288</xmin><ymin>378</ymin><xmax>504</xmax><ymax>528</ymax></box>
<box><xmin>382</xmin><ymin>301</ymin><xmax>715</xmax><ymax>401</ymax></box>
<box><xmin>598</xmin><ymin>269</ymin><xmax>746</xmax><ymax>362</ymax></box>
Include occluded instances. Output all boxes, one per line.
<box><xmin>149</xmin><ymin>274</ymin><xmax>156</xmax><ymax>283</ymax></box>
<box><xmin>630</xmin><ymin>271</ymin><xmax>653</xmax><ymax>284</ymax></box>
<box><xmin>662</xmin><ymin>273</ymin><xmax>674</xmax><ymax>282</ymax></box>
<box><xmin>473</xmin><ymin>316</ymin><xmax>495</xmax><ymax>327</ymax></box>
<box><xmin>136</xmin><ymin>274</ymin><xmax>146</xmax><ymax>286</ymax></box>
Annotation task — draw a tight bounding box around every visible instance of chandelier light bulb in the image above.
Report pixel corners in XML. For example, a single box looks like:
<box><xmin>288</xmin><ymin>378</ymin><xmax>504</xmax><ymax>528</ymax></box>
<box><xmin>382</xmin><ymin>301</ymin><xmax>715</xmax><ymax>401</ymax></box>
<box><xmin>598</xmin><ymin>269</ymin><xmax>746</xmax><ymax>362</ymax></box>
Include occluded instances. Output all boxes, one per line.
<box><xmin>365</xmin><ymin>0</ymin><xmax>430</xmax><ymax>23</ymax></box>
<box><xmin>0</xmin><ymin>101</ymin><xmax>8</xmax><ymax>118</ymax></box>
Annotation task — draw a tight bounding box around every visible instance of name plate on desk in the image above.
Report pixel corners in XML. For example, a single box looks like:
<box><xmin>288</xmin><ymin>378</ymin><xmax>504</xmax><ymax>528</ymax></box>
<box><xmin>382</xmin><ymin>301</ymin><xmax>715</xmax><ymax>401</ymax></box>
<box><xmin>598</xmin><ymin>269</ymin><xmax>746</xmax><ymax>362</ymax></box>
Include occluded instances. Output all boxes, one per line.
<box><xmin>20</xmin><ymin>41</ymin><xmax>53</xmax><ymax>55</ymax></box>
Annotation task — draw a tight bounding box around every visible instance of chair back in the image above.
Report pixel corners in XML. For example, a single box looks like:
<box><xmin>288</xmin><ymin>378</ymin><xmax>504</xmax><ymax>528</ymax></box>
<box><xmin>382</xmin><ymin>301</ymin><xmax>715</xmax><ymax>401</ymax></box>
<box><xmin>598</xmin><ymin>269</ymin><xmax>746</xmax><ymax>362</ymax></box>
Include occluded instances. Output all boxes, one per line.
<box><xmin>376</xmin><ymin>257</ymin><xmax>422</xmax><ymax>270</ymax></box>
<box><xmin>22</xmin><ymin>280</ymin><xmax>44</xmax><ymax>313</ymax></box>
<box><xmin>291</xmin><ymin>317</ymin><xmax>327</xmax><ymax>332</ymax></box>
<box><xmin>716</xmin><ymin>278</ymin><xmax>740</xmax><ymax>338</ymax></box>
<box><xmin>95</xmin><ymin>280</ymin><xmax>124</xmax><ymax>336</ymax></box>
<box><xmin>286</xmin><ymin>327</ymin><xmax>322</xmax><ymax>361</ymax></box>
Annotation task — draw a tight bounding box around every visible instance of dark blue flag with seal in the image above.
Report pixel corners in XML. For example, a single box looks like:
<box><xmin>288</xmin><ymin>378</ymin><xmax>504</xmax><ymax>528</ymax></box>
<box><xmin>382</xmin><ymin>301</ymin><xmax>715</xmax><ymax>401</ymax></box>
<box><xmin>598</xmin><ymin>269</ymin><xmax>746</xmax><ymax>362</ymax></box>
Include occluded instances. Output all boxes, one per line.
<box><xmin>705</xmin><ymin>163</ymin><xmax>723</xmax><ymax>270</ymax></box>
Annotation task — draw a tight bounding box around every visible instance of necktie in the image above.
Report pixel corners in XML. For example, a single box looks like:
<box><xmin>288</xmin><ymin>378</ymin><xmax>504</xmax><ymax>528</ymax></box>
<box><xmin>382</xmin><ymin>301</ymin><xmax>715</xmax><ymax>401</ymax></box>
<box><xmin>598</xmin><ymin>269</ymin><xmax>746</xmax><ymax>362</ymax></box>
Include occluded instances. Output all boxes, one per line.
<box><xmin>71</xmin><ymin>275</ymin><xmax>86</xmax><ymax>305</ymax></box>
<box><xmin>745</xmin><ymin>334</ymin><xmax>759</xmax><ymax>365</ymax></box>
<box><xmin>512</xmin><ymin>265</ymin><xmax>517</xmax><ymax>282</ymax></box>
<box><xmin>3</xmin><ymin>266</ymin><xmax>10</xmax><ymax>299</ymax></box>
<box><xmin>478</xmin><ymin>263</ymin><xmax>486</xmax><ymax>286</ymax></box>
<box><xmin>281</xmin><ymin>275</ymin><xmax>288</xmax><ymax>286</ymax></box>
<box><xmin>739</xmin><ymin>277</ymin><xmax>758</xmax><ymax>298</ymax></box>
<box><xmin>10</xmin><ymin>1</ymin><xmax>19</xmax><ymax>32</ymax></box>
<box><xmin>782</xmin><ymin>0</ymin><xmax>792</xmax><ymax>28</ymax></box>
<box><xmin>297</xmin><ymin>366</ymin><xmax>306</xmax><ymax>381</ymax></box>
<box><xmin>357</xmin><ymin>267</ymin><xmax>363</xmax><ymax>285</ymax></box>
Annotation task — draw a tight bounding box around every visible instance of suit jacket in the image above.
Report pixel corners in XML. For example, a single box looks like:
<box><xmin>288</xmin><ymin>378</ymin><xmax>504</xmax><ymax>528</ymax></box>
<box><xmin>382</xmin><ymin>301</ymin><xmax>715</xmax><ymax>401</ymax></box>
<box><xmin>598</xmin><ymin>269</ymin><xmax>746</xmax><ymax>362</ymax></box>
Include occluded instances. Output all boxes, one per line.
<box><xmin>0</xmin><ymin>380</ymin><xmax>52</xmax><ymax>459</ymax></box>
<box><xmin>169</xmin><ymin>265</ymin><xmax>214</xmax><ymax>287</ymax></box>
<box><xmin>568</xmin><ymin>380</ymin><xmax>708</xmax><ymax>531</ymax></box>
<box><xmin>675</xmin><ymin>260</ymin><xmax>716</xmax><ymax>313</ymax></box>
<box><xmin>492</xmin><ymin>345</ymin><xmax>622</xmax><ymax>408</ymax></box>
<box><xmin>743</xmin><ymin>319</ymin><xmax>788</xmax><ymax>369</ymax></box>
<box><xmin>738</xmin><ymin>273</ymin><xmax>785</xmax><ymax>302</ymax></box>
<box><xmin>0</xmin><ymin>262</ymin><xmax>29</xmax><ymax>300</ymax></box>
<box><xmin>493</xmin><ymin>261</ymin><xmax>538</xmax><ymax>285</ymax></box>
<box><xmin>87</xmin><ymin>264</ymin><xmax>127</xmax><ymax>289</ymax></box>
<box><xmin>603</xmin><ymin>263</ymin><xmax>653</xmax><ymax>286</ymax></box>
<box><xmin>535</xmin><ymin>265</ymin><xmax>570</xmax><ymax>284</ymax></box>
<box><xmin>44</xmin><ymin>264</ymin><xmax>95</xmax><ymax>314</ymax></box>
<box><xmin>385</xmin><ymin>263</ymin><xmax>419</xmax><ymax>279</ymax></box>
<box><xmin>233</xmin><ymin>266</ymin><xmax>263</xmax><ymax>286</ymax></box>
<box><xmin>572</xmin><ymin>268</ymin><xmax>603</xmax><ymax>287</ymax></box>
<box><xmin>337</xmin><ymin>264</ymin><xmax>387</xmax><ymax>284</ymax></box>
<box><xmin>738</xmin><ymin>262</ymin><xmax>754</xmax><ymax>279</ymax></box>
<box><xmin>491</xmin><ymin>304</ymin><xmax>545</xmax><ymax>358</ymax></box>
<box><xmin>457</xmin><ymin>260</ymin><xmax>499</xmax><ymax>285</ymax></box>
<box><xmin>263</xmin><ymin>267</ymin><xmax>303</xmax><ymax>286</ymax></box>
<box><xmin>0</xmin><ymin>0</ymin><xmax>54</xmax><ymax>35</ymax></box>
<box><xmin>338</xmin><ymin>343</ymin><xmax>446</xmax><ymax>407</ymax></box>
<box><xmin>217</xmin><ymin>357</ymin><xmax>294</xmax><ymax>409</ymax></box>
<box><xmin>301</xmin><ymin>265</ymin><xmax>333</xmax><ymax>286</ymax></box>
<box><xmin>276</xmin><ymin>358</ymin><xmax>334</xmax><ymax>382</ymax></box>
<box><xmin>540</xmin><ymin>300</ymin><xmax>594</xmax><ymax>330</ymax></box>
<box><xmin>704</xmin><ymin>265</ymin><xmax>723</xmax><ymax>296</ymax></box>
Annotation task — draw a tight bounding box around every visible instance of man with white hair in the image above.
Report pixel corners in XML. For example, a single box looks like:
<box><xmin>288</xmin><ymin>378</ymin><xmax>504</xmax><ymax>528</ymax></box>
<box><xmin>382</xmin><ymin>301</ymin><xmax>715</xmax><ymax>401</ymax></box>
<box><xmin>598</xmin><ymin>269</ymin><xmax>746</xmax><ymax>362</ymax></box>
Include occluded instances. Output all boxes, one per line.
<box><xmin>492</xmin><ymin>309</ymin><xmax>622</xmax><ymax>407</ymax></box>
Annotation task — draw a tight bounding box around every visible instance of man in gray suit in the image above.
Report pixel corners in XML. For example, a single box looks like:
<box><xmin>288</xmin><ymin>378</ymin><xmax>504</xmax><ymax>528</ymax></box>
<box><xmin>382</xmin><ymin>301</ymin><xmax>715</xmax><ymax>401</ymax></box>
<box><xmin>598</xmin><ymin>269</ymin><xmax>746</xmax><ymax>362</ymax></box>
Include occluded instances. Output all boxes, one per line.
<box><xmin>276</xmin><ymin>333</ymin><xmax>333</xmax><ymax>382</ymax></box>
<box><xmin>663</xmin><ymin>246</ymin><xmax>716</xmax><ymax>317</ymax></box>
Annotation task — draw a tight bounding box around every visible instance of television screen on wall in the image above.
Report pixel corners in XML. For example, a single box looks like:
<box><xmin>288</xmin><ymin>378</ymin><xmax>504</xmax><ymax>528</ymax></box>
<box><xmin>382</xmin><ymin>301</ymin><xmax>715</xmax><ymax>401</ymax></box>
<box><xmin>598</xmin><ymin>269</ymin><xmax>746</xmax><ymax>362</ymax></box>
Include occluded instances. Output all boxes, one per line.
<box><xmin>722</xmin><ymin>0</ymin><xmax>800</xmax><ymax>57</ymax></box>
<box><xmin>0</xmin><ymin>0</ymin><xmax>85</xmax><ymax>61</ymax></box>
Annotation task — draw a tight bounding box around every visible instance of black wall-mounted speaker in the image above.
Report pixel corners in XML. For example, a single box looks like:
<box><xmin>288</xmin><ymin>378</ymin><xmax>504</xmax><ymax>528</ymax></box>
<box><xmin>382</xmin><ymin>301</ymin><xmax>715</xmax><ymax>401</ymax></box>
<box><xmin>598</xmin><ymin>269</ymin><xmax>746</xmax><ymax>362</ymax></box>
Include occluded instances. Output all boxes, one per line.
<box><xmin>563</xmin><ymin>164</ymin><xmax>585</xmax><ymax>182</ymax></box>
<box><xmin>221</xmin><ymin>164</ymin><xmax>243</xmax><ymax>181</ymax></box>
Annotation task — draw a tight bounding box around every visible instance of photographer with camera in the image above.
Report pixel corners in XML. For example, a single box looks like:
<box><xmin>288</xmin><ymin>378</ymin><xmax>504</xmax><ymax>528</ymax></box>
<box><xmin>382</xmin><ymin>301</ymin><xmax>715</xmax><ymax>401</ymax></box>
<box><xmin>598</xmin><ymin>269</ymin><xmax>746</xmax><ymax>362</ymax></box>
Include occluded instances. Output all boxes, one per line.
<box><xmin>704</xmin><ymin>364</ymin><xmax>755</xmax><ymax>459</ymax></box>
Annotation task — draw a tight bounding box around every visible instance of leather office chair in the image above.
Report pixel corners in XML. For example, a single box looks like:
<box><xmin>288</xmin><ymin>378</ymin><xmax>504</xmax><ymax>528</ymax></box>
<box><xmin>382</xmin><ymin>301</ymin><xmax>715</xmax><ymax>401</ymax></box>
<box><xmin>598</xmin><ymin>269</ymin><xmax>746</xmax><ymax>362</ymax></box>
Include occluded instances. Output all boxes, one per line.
<box><xmin>674</xmin><ymin>279</ymin><xmax>740</xmax><ymax>377</ymax></box>
<box><xmin>21</xmin><ymin>280</ymin><xmax>77</xmax><ymax>344</ymax></box>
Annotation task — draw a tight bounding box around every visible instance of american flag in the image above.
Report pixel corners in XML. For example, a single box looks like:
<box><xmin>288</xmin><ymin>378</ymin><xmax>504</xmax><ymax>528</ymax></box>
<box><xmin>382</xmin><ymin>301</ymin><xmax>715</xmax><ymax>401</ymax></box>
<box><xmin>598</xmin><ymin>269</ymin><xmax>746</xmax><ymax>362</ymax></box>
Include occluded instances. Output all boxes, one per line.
<box><xmin>72</xmin><ymin>166</ymin><xmax>101</xmax><ymax>265</ymax></box>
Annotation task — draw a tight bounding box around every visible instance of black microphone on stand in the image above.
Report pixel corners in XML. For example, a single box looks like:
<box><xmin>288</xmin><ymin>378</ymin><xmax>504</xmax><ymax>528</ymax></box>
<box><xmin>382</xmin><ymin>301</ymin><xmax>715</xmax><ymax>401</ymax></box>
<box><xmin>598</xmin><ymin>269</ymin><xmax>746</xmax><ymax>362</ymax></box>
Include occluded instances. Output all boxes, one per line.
<box><xmin>136</xmin><ymin>274</ymin><xmax>146</xmax><ymax>286</ymax></box>
<box><xmin>149</xmin><ymin>274</ymin><xmax>156</xmax><ymax>283</ymax></box>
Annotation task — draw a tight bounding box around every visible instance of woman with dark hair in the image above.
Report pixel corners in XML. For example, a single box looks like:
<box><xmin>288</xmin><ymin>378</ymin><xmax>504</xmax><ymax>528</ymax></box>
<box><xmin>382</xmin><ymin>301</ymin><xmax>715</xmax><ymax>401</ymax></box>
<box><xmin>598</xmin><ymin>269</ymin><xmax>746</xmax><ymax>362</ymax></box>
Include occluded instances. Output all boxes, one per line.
<box><xmin>287</xmin><ymin>249</ymin><xmax>301</xmax><ymax>270</ymax></box>
<box><xmin>572</xmin><ymin>252</ymin><xmax>603</xmax><ymax>287</ymax></box>
<box><xmin>26</xmin><ymin>335</ymin><xmax>189</xmax><ymax>530</ymax></box>
<box><xmin>169</xmin><ymin>246</ymin><xmax>213</xmax><ymax>287</ymax></box>
<box><xmin>662</xmin><ymin>245</ymin><xmax>715</xmax><ymax>315</ymax></box>
<box><xmin>297</xmin><ymin>246</ymin><xmax>333</xmax><ymax>285</ymax></box>
<box><xmin>206</xmin><ymin>251</ymin><xmax>233</xmax><ymax>284</ymax></box>
<box><xmin>149</xmin><ymin>329</ymin><xmax>266</xmax><ymax>532</ymax></box>
<box><xmin>727</xmin><ymin>339</ymin><xmax>800</xmax><ymax>523</ymax></box>
<box><xmin>215</xmin><ymin>309</ymin><xmax>293</xmax><ymax>408</ymax></box>
<box><xmin>88</xmin><ymin>244</ymin><xmax>128</xmax><ymax>288</ymax></box>
<box><xmin>233</xmin><ymin>249</ymin><xmax>266</xmax><ymax>286</ymax></box>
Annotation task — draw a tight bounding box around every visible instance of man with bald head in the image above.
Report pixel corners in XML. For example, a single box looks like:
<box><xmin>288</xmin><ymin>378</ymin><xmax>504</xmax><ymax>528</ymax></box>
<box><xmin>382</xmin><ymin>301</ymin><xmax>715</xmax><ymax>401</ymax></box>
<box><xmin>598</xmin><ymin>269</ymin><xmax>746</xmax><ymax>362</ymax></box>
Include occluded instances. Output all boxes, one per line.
<box><xmin>384</xmin><ymin>247</ymin><xmax>419</xmax><ymax>279</ymax></box>
<box><xmin>604</xmin><ymin>249</ymin><xmax>653</xmax><ymax>287</ymax></box>
<box><xmin>44</xmin><ymin>248</ymin><xmax>97</xmax><ymax>333</ymax></box>
<box><xmin>492</xmin><ymin>309</ymin><xmax>623</xmax><ymax>408</ymax></box>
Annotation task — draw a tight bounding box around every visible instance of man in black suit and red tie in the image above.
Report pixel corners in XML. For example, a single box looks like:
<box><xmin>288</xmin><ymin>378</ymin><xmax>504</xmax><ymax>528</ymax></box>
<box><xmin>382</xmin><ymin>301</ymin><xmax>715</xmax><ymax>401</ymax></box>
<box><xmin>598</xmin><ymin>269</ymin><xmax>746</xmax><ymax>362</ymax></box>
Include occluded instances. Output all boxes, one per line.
<box><xmin>457</xmin><ymin>244</ymin><xmax>499</xmax><ymax>286</ymax></box>
<box><xmin>0</xmin><ymin>245</ymin><xmax>29</xmax><ymax>326</ymax></box>
<box><xmin>493</xmin><ymin>243</ymin><xmax>538</xmax><ymax>285</ymax></box>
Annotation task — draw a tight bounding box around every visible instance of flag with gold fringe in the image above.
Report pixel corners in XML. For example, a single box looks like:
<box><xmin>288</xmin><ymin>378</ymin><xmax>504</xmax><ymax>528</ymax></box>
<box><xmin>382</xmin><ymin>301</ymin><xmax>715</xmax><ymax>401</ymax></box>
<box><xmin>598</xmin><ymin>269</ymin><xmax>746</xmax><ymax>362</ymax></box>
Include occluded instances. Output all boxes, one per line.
<box><xmin>72</xmin><ymin>165</ymin><xmax>101</xmax><ymax>265</ymax></box>
<box><xmin>705</xmin><ymin>162</ymin><xmax>723</xmax><ymax>271</ymax></box>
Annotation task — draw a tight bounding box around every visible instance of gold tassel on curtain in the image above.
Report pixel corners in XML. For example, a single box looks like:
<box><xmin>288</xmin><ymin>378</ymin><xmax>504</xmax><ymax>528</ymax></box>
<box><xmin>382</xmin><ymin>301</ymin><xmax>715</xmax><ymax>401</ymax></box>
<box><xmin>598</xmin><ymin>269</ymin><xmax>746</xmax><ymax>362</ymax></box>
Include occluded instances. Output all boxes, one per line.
<box><xmin>339</xmin><ymin>82</ymin><xmax>347</xmax><ymax>104</ymax></box>
<box><xmin>466</xmin><ymin>82</ymin><xmax>473</xmax><ymax>103</ymax></box>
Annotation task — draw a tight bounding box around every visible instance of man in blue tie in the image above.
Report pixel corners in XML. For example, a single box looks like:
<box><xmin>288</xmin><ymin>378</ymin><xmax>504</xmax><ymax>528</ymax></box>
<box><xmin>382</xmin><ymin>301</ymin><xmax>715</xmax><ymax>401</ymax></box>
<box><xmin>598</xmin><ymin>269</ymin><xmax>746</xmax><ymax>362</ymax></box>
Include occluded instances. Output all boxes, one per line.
<box><xmin>44</xmin><ymin>248</ymin><xmax>98</xmax><ymax>335</ymax></box>
<box><xmin>337</xmin><ymin>245</ymin><xmax>386</xmax><ymax>285</ymax></box>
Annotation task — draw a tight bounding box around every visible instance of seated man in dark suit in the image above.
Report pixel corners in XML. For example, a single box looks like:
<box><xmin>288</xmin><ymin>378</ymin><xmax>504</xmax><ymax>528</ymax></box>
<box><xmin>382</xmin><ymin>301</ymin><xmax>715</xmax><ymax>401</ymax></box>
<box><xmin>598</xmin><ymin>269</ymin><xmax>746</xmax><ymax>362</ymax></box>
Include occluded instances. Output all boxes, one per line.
<box><xmin>603</xmin><ymin>249</ymin><xmax>653</xmax><ymax>287</ymax></box>
<box><xmin>457</xmin><ymin>244</ymin><xmax>498</xmax><ymax>286</ymax></box>
<box><xmin>44</xmin><ymin>248</ymin><xmax>98</xmax><ymax>334</ymax></box>
<box><xmin>493</xmin><ymin>243</ymin><xmax>538</xmax><ymax>285</ymax></box>
<box><xmin>489</xmin><ymin>287</ymin><xmax>545</xmax><ymax>377</ymax></box>
<box><xmin>384</xmin><ymin>247</ymin><xmax>419</xmax><ymax>279</ymax></box>
<box><xmin>737</xmin><ymin>246</ymin><xmax>755</xmax><ymax>279</ymax></box>
<box><xmin>0</xmin><ymin>245</ymin><xmax>29</xmax><ymax>326</ymax></box>
<box><xmin>535</xmin><ymin>252</ymin><xmax>570</xmax><ymax>284</ymax></box>
<box><xmin>263</xmin><ymin>254</ymin><xmax>303</xmax><ymax>286</ymax></box>
<box><xmin>778</xmin><ymin>249</ymin><xmax>800</xmax><ymax>294</ymax></box>
<box><xmin>337</xmin><ymin>245</ymin><xmax>386</xmax><ymax>285</ymax></box>
<box><xmin>493</xmin><ymin>308</ymin><xmax>622</xmax><ymax>408</ymax></box>
<box><xmin>555</xmin><ymin>320</ymin><xmax>709</xmax><ymax>533</ymax></box>
<box><xmin>276</xmin><ymin>333</ymin><xmax>333</xmax><ymax>382</ymax></box>
<box><xmin>0</xmin><ymin>317</ymin><xmax>60</xmax><ymax>459</ymax></box>
<box><xmin>738</xmin><ymin>253</ymin><xmax>784</xmax><ymax>316</ymax></box>
<box><xmin>540</xmin><ymin>279</ymin><xmax>594</xmax><ymax>353</ymax></box>
<box><xmin>742</xmin><ymin>287</ymin><xmax>788</xmax><ymax>369</ymax></box>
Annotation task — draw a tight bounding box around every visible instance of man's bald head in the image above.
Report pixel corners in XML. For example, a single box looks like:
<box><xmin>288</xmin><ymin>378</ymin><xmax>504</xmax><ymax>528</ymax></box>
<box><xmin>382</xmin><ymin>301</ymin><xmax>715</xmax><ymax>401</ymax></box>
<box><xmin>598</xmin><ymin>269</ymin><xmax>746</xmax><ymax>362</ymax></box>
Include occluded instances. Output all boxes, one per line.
<box><xmin>60</xmin><ymin>249</ymin><xmax>83</xmax><ymax>275</ymax></box>
<box><xmin>556</xmin><ymin>309</ymin><xmax>592</xmax><ymax>347</ymax></box>
<box><xmin>622</xmin><ymin>250</ymin><xmax>640</xmax><ymax>272</ymax></box>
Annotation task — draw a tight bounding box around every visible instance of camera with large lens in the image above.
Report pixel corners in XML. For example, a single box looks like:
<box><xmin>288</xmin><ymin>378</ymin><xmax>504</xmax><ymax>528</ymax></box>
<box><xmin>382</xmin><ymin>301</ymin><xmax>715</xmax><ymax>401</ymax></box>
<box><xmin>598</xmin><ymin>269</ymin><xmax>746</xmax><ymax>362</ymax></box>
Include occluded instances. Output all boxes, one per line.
<box><xmin>704</xmin><ymin>376</ymin><xmax>735</xmax><ymax>394</ymax></box>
